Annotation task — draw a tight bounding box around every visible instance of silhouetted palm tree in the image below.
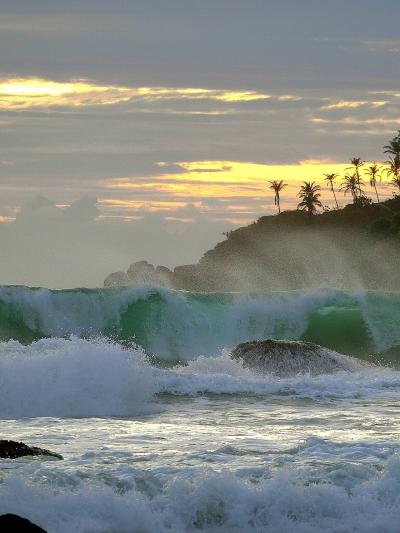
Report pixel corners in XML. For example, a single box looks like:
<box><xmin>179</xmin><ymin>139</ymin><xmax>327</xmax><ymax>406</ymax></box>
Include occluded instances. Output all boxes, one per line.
<box><xmin>323</xmin><ymin>173</ymin><xmax>339</xmax><ymax>209</ymax></box>
<box><xmin>390</xmin><ymin>176</ymin><xmax>400</xmax><ymax>196</ymax></box>
<box><xmin>297</xmin><ymin>181</ymin><xmax>322</xmax><ymax>216</ymax></box>
<box><xmin>385</xmin><ymin>157</ymin><xmax>400</xmax><ymax>201</ymax></box>
<box><xmin>365</xmin><ymin>163</ymin><xmax>381</xmax><ymax>203</ymax></box>
<box><xmin>385</xmin><ymin>156</ymin><xmax>400</xmax><ymax>180</ymax></box>
<box><xmin>347</xmin><ymin>157</ymin><xmax>364</xmax><ymax>187</ymax></box>
<box><xmin>268</xmin><ymin>179</ymin><xmax>287</xmax><ymax>214</ymax></box>
<box><xmin>384</xmin><ymin>131</ymin><xmax>400</xmax><ymax>160</ymax></box>
<box><xmin>340</xmin><ymin>173</ymin><xmax>364</xmax><ymax>202</ymax></box>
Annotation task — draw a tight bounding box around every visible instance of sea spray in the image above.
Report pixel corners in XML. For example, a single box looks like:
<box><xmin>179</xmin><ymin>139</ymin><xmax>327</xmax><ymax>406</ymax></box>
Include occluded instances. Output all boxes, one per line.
<box><xmin>0</xmin><ymin>286</ymin><xmax>393</xmax><ymax>358</ymax></box>
<box><xmin>0</xmin><ymin>337</ymin><xmax>156</xmax><ymax>418</ymax></box>
<box><xmin>1</xmin><ymin>455</ymin><xmax>400</xmax><ymax>532</ymax></box>
<box><xmin>1</xmin><ymin>339</ymin><xmax>399</xmax><ymax>420</ymax></box>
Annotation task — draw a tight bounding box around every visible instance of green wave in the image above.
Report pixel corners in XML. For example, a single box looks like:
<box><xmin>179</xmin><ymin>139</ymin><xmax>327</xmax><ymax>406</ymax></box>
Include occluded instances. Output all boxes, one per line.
<box><xmin>0</xmin><ymin>285</ymin><xmax>398</xmax><ymax>361</ymax></box>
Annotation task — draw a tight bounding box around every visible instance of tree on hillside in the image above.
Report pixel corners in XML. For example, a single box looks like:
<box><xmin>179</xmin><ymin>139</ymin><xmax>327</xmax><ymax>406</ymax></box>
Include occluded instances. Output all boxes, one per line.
<box><xmin>268</xmin><ymin>179</ymin><xmax>287</xmax><ymax>214</ymax></box>
<box><xmin>384</xmin><ymin>131</ymin><xmax>400</xmax><ymax>197</ymax></box>
<box><xmin>323</xmin><ymin>173</ymin><xmax>339</xmax><ymax>209</ymax></box>
<box><xmin>297</xmin><ymin>181</ymin><xmax>322</xmax><ymax>216</ymax></box>
<box><xmin>385</xmin><ymin>156</ymin><xmax>400</xmax><ymax>193</ymax></box>
<box><xmin>365</xmin><ymin>163</ymin><xmax>381</xmax><ymax>203</ymax></box>
<box><xmin>340</xmin><ymin>173</ymin><xmax>364</xmax><ymax>202</ymax></box>
<box><xmin>384</xmin><ymin>130</ymin><xmax>400</xmax><ymax>160</ymax></box>
<box><xmin>390</xmin><ymin>176</ymin><xmax>400</xmax><ymax>196</ymax></box>
<box><xmin>347</xmin><ymin>157</ymin><xmax>364</xmax><ymax>187</ymax></box>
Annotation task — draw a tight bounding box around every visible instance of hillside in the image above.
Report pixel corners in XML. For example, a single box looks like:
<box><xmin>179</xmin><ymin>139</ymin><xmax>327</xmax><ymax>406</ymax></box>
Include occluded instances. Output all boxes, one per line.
<box><xmin>105</xmin><ymin>198</ymin><xmax>400</xmax><ymax>291</ymax></box>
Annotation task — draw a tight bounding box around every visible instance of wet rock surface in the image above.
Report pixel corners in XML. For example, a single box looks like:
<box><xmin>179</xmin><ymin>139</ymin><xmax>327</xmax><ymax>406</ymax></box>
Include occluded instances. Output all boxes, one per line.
<box><xmin>0</xmin><ymin>440</ymin><xmax>63</xmax><ymax>460</ymax></box>
<box><xmin>0</xmin><ymin>514</ymin><xmax>47</xmax><ymax>532</ymax></box>
<box><xmin>231</xmin><ymin>339</ymin><xmax>363</xmax><ymax>377</ymax></box>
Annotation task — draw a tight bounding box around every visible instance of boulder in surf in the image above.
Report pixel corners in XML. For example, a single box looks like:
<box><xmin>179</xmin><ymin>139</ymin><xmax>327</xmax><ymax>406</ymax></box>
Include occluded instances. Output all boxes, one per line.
<box><xmin>0</xmin><ymin>440</ymin><xmax>63</xmax><ymax>460</ymax></box>
<box><xmin>0</xmin><ymin>514</ymin><xmax>47</xmax><ymax>532</ymax></box>
<box><xmin>231</xmin><ymin>339</ymin><xmax>364</xmax><ymax>377</ymax></box>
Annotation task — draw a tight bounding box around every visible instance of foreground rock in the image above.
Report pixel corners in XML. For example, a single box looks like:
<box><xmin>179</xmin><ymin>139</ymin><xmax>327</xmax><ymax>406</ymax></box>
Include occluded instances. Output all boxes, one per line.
<box><xmin>0</xmin><ymin>514</ymin><xmax>47</xmax><ymax>532</ymax></box>
<box><xmin>231</xmin><ymin>339</ymin><xmax>364</xmax><ymax>377</ymax></box>
<box><xmin>0</xmin><ymin>440</ymin><xmax>63</xmax><ymax>460</ymax></box>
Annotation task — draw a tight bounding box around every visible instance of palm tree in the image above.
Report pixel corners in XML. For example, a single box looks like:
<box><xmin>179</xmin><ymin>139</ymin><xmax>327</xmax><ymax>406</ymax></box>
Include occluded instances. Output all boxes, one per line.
<box><xmin>390</xmin><ymin>176</ymin><xmax>400</xmax><ymax>196</ymax></box>
<box><xmin>297</xmin><ymin>181</ymin><xmax>322</xmax><ymax>216</ymax></box>
<box><xmin>385</xmin><ymin>156</ymin><xmax>400</xmax><ymax>180</ymax></box>
<box><xmin>365</xmin><ymin>163</ymin><xmax>381</xmax><ymax>203</ymax></box>
<box><xmin>340</xmin><ymin>173</ymin><xmax>364</xmax><ymax>202</ymax></box>
<box><xmin>268</xmin><ymin>179</ymin><xmax>287</xmax><ymax>214</ymax></box>
<box><xmin>323</xmin><ymin>173</ymin><xmax>339</xmax><ymax>209</ymax></box>
<box><xmin>347</xmin><ymin>157</ymin><xmax>364</xmax><ymax>187</ymax></box>
<box><xmin>384</xmin><ymin>131</ymin><xmax>400</xmax><ymax>160</ymax></box>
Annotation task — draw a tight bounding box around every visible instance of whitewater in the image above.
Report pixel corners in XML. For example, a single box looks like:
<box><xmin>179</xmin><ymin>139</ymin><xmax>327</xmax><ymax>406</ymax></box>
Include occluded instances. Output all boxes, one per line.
<box><xmin>1</xmin><ymin>286</ymin><xmax>400</xmax><ymax>532</ymax></box>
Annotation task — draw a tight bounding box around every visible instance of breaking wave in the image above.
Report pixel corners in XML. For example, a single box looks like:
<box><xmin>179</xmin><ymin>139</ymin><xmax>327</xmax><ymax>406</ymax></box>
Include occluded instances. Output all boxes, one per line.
<box><xmin>0</xmin><ymin>285</ymin><xmax>399</xmax><ymax>359</ymax></box>
<box><xmin>1</xmin><ymin>454</ymin><xmax>400</xmax><ymax>532</ymax></box>
<box><xmin>0</xmin><ymin>337</ymin><xmax>399</xmax><ymax>419</ymax></box>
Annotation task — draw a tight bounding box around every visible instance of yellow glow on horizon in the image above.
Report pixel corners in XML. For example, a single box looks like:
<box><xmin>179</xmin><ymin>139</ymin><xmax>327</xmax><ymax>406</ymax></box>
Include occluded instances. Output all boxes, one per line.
<box><xmin>0</xmin><ymin>77</ymin><xmax>273</xmax><ymax>109</ymax></box>
<box><xmin>320</xmin><ymin>100</ymin><xmax>387</xmax><ymax>110</ymax></box>
<box><xmin>103</xmin><ymin>159</ymin><xmax>382</xmax><ymax>206</ymax></box>
<box><xmin>170</xmin><ymin>160</ymin><xmax>355</xmax><ymax>184</ymax></box>
<box><xmin>0</xmin><ymin>78</ymin><xmax>134</xmax><ymax>108</ymax></box>
<box><xmin>99</xmin><ymin>198</ymin><xmax>187</xmax><ymax>210</ymax></box>
<box><xmin>137</xmin><ymin>87</ymin><xmax>271</xmax><ymax>102</ymax></box>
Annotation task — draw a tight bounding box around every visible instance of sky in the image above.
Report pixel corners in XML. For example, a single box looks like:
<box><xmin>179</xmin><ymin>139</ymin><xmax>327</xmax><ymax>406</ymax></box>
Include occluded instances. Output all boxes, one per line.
<box><xmin>0</xmin><ymin>0</ymin><xmax>400</xmax><ymax>287</ymax></box>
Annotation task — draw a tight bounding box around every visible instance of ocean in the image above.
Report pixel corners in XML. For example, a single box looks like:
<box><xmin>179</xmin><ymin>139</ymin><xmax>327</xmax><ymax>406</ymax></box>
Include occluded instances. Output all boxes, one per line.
<box><xmin>0</xmin><ymin>285</ymin><xmax>400</xmax><ymax>532</ymax></box>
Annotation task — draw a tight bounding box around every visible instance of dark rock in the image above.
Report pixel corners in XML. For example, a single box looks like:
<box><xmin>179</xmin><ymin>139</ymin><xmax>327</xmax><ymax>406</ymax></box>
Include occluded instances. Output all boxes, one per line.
<box><xmin>173</xmin><ymin>264</ymin><xmax>201</xmax><ymax>290</ymax></box>
<box><xmin>104</xmin><ymin>261</ymin><xmax>178</xmax><ymax>288</ymax></box>
<box><xmin>127</xmin><ymin>260</ymin><xmax>155</xmax><ymax>283</ymax></box>
<box><xmin>104</xmin><ymin>271</ymin><xmax>130</xmax><ymax>288</ymax></box>
<box><xmin>0</xmin><ymin>514</ymin><xmax>47</xmax><ymax>532</ymax></box>
<box><xmin>0</xmin><ymin>440</ymin><xmax>63</xmax><ymax>460</ymax></box>
<box><xmin>155</xmin><ymin>265</ymin><xmax>175</xmax><ymax>287</ymax></box>
<box><xmin>231</xmin><ymin>339</ymin><xmax>363</xmax><ymax>377</ymax></box>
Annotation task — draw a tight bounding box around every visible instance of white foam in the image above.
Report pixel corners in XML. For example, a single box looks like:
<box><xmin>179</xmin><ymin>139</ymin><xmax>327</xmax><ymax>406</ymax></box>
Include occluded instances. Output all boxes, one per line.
<box><xmin>1</xmin><ymin>455</ymin><xmax>400</xmax><ymax>532</ymax></box>
<box><xmin>158</xmin><ymin>351</ymin><xmax>400</xmax><ymax>400</ymax></box>
<box><xmin>0</xmin><ymin>337</ymin><xmax>156</xmax><ymax>418</ymax></box>
<box><xmin>0</xmin><ymin>339</ymin><xmax>399</xmax><ymax>420</ymax></box>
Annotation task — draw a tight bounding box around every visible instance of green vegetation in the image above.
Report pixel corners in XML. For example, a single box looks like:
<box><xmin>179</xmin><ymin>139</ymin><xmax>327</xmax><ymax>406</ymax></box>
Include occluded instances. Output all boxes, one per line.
<box><xmin>323</xmin><ymin>173</ymin><xmax>339</xmax><ymax>209</ymax></box>
<box><xmin>277</xmin><ymin>131</ymin><xmax>400</xmax><ymax>215</ymax></box>
<box><xmin>297</xmin><ymin>182</ymin><xmax>322</xmax><ymax>216</ymax></box>
<box><xmin>268</xmin><ymin>179</ymin><xmax>287</xmax><ymax>214</ymax></box>
<box><xmin>192</xmin><ymin>131</ymin><xmax>400</xmax><ymax>291</ymax></box>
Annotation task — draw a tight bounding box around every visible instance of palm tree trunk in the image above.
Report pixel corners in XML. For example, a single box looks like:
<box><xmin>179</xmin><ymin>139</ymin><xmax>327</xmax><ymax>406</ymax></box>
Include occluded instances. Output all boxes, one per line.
<box><xmin>331</xmin><ymin>184</ymin><xmax>339</xmax><ymax>209</ymax></box>
<box><xmin>277</xmin><ymin>193</ymin><xmax>280</xmax><ymax>214</ymax></box>
<box><xmin>374</xmin><ymin>184</ymin><xmax>380</xmax><ymax>203</ymax></box>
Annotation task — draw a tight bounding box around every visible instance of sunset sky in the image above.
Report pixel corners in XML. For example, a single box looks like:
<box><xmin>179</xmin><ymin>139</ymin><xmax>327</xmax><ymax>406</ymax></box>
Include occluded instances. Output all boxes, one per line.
<box><xmin>1</xmin><ymin>1</ymin><xmax>400</xmax><ymax>286</ymax></box>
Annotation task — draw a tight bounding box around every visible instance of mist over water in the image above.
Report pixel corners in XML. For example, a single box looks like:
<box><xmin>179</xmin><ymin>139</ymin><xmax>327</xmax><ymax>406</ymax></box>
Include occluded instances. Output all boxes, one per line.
<box><xmin>199</xmin><ymin>227</ymin><xmax>400</xmax><ymax>292</ymax></box>
<box><xmin>0</xmin><ymin>196</ymin><xmax>231</xmax><ymax>288</ymax></box>
<box><xmin>0</xmin><ymin>285</ymin><xmax>398</xmax><ymax>357</ymax></box>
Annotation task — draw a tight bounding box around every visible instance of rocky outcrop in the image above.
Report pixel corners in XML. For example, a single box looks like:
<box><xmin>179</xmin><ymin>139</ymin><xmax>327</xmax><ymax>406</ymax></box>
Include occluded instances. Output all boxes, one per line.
<box><xmin>231</xmin><ymin>339</ymin><xmax>364</xmax><ymax>377</ymax></box>
<box><xmin>104</xmin><ymin>261</ymin><xmax>176</xmax><ymax>288</ymax></box>
<box><xmin>127</xmin><ymin>260</ymin><xmax>156</xmax><ymax>283</ymax></box>
<box><xmin>104</xmin><ymin>271</ymin><xmax>130</xmax><ymax>288</ymax></box>
<box><xmin>173</xmin><ymin>264</ymin><xmax>201</xmax><ymax>291</ymax></box>
<box><xmin>0</xmin><ymin>514</ymin><xmax>47</xmax><ymax>532</ymax></box>
<box><xmin>0</xmin><ymin>440</ymin><xmax>63</xmax><ymax>460</ymax></box>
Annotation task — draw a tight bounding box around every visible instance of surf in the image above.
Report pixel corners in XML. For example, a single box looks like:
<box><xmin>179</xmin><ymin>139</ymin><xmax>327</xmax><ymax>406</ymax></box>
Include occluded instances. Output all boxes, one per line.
<box><xmin>0</xmin><ymin>285</ymin><xmax>399</xmax><ymax>361</ymax></box>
